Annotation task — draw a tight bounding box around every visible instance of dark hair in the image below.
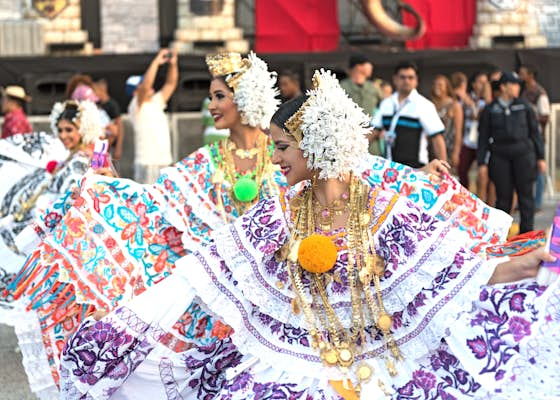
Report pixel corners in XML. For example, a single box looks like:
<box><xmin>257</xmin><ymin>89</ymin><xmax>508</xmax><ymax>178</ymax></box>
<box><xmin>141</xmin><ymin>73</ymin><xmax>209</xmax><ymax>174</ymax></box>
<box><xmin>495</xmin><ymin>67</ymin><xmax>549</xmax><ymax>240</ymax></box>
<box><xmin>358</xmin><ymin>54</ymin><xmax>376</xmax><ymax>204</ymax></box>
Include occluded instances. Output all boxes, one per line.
<box><xmin>450</xmin><ymin>71</ymin><xmax>467</xmax><ymax>89</ymax></box>
<box><xmin>271</xmin><ymin>95</ymin><xmax>309</xmax><ymax>132</ymax></box>
<box><xmin>349</xmin><ymin>53</ymin><xmax>370</xmax><ymax>69</ymax></box>
<box><xmin>490</xmin><ymin>79</ymin><xmax>501</xmax><ymax>93</ymax></box>
<box><xmin>394</xmin><ymin>61</ymin><xmax>418</xmax><ymax>76</ymax></box>
<box><xmin>279</xmin><ymin>69</ymin><xmax>301</xmax><ymax>84</ymax></box>
<box><xmin>379</xmin><ymin>80</ymin><xmax>392</xmax><ymax>89</ymax></box>
<box><xmin>57</xmin><ymin>102</ymin><xmax>80</xmax><ymax>127</ymax></box>
<box><xmin>519</xmin><ymin>64</ymin><xmax>538</xmax><ymax>78</ymax></box>
<box><xmin>468</xmin><ymin>71</ymin><xmax>488</xmax><ymax>92</ymax></box>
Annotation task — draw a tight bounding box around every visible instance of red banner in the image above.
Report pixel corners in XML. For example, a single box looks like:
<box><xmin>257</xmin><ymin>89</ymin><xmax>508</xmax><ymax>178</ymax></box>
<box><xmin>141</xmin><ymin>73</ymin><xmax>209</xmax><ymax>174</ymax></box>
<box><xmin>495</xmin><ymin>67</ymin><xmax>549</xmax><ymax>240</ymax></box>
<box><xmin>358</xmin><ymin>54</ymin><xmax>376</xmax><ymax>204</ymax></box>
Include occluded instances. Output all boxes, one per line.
<box><xmin>404</xmin><ymin>0</ymin><xmax>477</xmax><ymax>49</ymax></box>
<box><xmin>255</xmin><ymin>0</ymin><xmax>340</xmax><ymax>53</ymax></box>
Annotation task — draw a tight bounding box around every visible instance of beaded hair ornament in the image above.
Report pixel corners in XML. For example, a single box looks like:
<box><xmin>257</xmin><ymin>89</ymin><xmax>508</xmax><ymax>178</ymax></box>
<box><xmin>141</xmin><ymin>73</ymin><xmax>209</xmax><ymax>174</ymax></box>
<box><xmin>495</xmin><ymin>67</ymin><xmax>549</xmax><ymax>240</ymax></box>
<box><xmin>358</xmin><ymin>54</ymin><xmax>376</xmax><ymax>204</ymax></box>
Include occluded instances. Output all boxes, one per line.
<box><xmin>49</xmin><ymin>100</ymin><xmax>103</xmax><ymax>145</ymax></box>
<box><xmin>206</xmin><ymin>51</ymin><xmax>280</xmax><ymax>130</ymax></box>
<box><xmin>285</xmin><ymin>69</ymin><xmax>370</xmax><ymax>180</ymax></box>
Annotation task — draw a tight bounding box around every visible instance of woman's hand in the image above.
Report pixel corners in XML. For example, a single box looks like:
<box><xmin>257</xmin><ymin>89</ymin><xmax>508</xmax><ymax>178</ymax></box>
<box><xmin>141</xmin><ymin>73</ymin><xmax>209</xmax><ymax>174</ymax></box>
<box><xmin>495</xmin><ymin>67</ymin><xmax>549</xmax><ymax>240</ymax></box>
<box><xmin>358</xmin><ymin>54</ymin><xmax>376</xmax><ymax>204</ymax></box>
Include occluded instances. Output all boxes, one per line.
<box><xmin>421</xmin><ymin>159</ymin><xmax>450</xmax><ymax>178</ymax></box>
<box><xmin>488</xmin><ymin>246</ymin><xmax>556</xmax><ymax>284</ymax></box>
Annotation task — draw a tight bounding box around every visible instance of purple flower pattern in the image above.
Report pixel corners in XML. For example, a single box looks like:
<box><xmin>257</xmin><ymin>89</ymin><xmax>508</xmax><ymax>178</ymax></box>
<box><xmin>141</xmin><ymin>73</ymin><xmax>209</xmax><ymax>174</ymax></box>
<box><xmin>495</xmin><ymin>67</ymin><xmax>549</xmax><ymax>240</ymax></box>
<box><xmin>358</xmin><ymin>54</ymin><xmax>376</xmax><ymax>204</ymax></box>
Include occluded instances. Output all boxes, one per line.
<box><xmin>395</xmin><ymin>343</ymin><xmax>482</xmax><ymax>399</ymax></box>
<box><xmin>463</xmin><ymin>282</ymin><xmax>545</xmax><ymax>380</ymax></box>
<box><xmin>60</xmin><ymin>311</ymin><xmax>154</xmax><ymax>396</ymax></box>
<box><xmin>184</xmin><ymin>338</ymin><xmax>243</xmax><ymax>399</ymax></box>
<box><xmin>378</xmin><ymin>208</ymin><xmax>438</xmax><ymax>274</ymax></box>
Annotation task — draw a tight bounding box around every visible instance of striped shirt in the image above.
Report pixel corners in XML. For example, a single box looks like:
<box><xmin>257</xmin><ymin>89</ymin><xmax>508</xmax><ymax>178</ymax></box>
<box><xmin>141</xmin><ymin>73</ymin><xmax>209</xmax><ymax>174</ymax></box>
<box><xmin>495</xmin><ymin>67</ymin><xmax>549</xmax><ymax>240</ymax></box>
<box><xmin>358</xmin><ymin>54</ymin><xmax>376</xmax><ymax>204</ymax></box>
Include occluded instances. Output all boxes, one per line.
<box><xmin>372</xmin><ymin>89</ymin><xmax>444</xmax><ymax>168</ymax></box>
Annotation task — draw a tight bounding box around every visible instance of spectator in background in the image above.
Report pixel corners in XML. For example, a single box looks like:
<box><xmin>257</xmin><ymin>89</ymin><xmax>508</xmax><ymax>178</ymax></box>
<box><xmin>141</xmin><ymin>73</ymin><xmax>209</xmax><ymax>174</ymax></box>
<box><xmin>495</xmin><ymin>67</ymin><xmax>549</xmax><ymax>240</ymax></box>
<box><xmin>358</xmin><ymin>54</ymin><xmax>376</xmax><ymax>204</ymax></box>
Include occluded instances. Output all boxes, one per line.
<box><xmin>431</xmin><ymin>74</ymin><xmax>463</xmax><ymax>170</ymax></box>
<box><xmin>1</xmin><ymin>86</ymin><xmax>32</xmax><ymax>138</ymax></box>
<box><xmin>93</xmin><ymin>78</ymin><xmax>124</xmax><ymax>161</ymax></box>
<box><xmin>379</xmin><ymin>79</ymin><xmax>393</xmax><ymax>100</ymax></box>
<box><xmin>127</xmin><ymin>49</ymin><xmax>177</xmax><ymax>184</ymax></box>
<box><xmin>339</xmin><ymin>53</ymin><xmax>382</xmax><ymax>155</ymax></box>
<box><xmin>489</xmin><ymin>69</ymin><xmax>502</xmax><ymax>100</ymax></box>
<box><xmin>519</xmin><ymin>64</ymin><xmax>551</xmax><ymax>212</ymax></box>
<box><xmin>278</xmin><ymin>69</ymin><xmax>302</xmax><ymax>102</ymax></box>
<box><xmin>455</xmin><ymin>71</ymin><xmax>490</xmax><ymax>193</ymax></box>
<box><xmin>478</xmin><ymin>72</ymin><xmax>544</xmax><ymax>233</ymax></box>
<box><xmin>373</xmin><ymin>61</ymin><xmax>446</xmax><ymax>168</ymax></box>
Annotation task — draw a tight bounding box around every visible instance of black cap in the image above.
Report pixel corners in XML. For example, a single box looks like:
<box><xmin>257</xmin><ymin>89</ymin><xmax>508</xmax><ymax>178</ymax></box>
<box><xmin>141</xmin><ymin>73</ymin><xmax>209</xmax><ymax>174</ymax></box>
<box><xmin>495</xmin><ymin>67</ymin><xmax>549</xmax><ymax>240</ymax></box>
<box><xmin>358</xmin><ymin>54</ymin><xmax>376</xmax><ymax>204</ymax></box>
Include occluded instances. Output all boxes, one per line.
<box><xmin>499</xmin><ymin>71</ymin><xmax>522</xmax><ymax>84</ymax></box>
<box><xmin>349</xmin><ymin>53</ymin><xmax>370</xmax><ymax>68</ymax></box>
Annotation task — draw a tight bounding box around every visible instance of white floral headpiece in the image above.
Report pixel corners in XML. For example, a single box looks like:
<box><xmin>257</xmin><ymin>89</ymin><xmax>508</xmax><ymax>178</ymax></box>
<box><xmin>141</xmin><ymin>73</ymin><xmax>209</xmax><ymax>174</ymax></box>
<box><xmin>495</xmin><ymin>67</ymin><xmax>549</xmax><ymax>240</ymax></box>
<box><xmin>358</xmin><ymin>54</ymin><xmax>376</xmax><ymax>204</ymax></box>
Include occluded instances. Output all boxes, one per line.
<box><xmin>206</xmin><ymin>52</ymin><xmax>279</xmax><ymax>129</ymax></box>
<box><xmin>287</xmin><ymin>69</ymin><xmax>370</xmax><ymax>179</ymax></box>
<box><xmin>49</xmin><ymin>100</ymin><xmax>103</xmax><ymax>145</ymax></box>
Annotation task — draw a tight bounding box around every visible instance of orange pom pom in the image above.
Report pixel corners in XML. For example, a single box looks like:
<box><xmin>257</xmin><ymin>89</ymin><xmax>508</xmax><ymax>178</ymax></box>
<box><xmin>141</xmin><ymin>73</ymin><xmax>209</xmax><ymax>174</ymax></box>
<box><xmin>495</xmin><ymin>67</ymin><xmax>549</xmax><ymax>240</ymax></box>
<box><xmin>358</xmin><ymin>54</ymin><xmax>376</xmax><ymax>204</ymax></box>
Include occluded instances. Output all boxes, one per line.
<box><xmin>297</xmin><ymin>234</ymin><xmax>338</xmax><ymax>273</ymax></box>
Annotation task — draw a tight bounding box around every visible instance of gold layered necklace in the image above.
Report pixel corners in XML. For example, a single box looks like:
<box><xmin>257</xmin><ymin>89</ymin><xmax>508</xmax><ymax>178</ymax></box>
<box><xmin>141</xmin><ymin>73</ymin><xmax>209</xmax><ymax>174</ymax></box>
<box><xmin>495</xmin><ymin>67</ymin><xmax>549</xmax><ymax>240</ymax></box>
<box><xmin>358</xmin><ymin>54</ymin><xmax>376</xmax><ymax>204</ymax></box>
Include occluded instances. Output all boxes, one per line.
<box><xmin>212</xmin><ymin>134</ymin><xmax>272</xmax><ymax>219</ymax></box>
<box><xmin>285</xmin><ymin>176</ymin><xmax>402</xmax><ymax>396</ymax></box>
<box><xmin>226</xmin><ymin>139</ymin><xmax>260</xmax><ymax>159</ymax></box>
<box><xmin>312</xmin><ymin>190</ymin><xmax>350</xmax><ymax>232</ymax></box>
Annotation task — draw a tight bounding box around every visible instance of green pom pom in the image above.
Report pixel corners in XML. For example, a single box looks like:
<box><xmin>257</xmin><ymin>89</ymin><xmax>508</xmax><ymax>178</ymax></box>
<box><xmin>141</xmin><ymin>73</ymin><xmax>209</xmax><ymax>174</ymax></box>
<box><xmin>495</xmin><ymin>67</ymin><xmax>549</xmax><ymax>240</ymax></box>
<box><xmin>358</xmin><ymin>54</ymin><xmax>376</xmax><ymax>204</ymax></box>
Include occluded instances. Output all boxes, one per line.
<box><xmin>233</xmin><ymin>177</ymin><xmax>258</xmax><ymax>202</ymax></box>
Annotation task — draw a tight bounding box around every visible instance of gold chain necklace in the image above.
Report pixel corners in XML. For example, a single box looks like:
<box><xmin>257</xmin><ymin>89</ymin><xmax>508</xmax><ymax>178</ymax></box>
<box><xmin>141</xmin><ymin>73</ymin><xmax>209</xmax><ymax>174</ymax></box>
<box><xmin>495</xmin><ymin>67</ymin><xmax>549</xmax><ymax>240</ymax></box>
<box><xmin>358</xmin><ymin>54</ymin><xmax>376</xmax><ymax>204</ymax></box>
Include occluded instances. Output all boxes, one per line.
<box><xmin>226</xmin><ymin>139</ymin><xmax>260</xmax><ymax>159</ymax></box>
<box><xmin>213</xmin><ymin>135</ymin><xmax>271</xmax><ymax>218</ymax></box>
<box><xmin>286</xmin><ymin>177</ymin><xmax>402</xmax><ymax>395</ymax></box>
<box><xmin>313</xmin><ymin>191</ymin><xmax>350</xmax><ymax>231</ymax></box>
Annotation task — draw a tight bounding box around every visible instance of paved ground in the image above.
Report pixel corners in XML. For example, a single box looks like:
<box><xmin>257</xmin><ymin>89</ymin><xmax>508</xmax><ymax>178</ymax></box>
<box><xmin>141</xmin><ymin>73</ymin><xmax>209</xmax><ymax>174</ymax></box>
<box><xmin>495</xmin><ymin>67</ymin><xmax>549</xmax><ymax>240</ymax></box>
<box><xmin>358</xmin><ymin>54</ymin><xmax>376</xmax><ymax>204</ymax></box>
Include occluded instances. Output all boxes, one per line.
<box><xmin>0</xmin><ymin>323</ymin><xmax>35</xmax><ymax>399</ymax></box>
<box><xmin>0</xmin><ymin>195</ymin><xmax>559</xmax><ymax>399</ymax></box>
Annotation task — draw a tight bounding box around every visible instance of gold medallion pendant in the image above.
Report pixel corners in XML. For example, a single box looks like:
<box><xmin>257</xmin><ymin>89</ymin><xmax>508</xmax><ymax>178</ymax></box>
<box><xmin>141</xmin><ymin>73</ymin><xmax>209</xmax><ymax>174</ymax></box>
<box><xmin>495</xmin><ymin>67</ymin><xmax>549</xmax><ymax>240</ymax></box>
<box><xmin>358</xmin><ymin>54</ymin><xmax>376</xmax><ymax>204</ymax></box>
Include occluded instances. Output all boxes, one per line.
<box><xmin>336</xmin><ymin>342</ymin><xmax>354</xmax><ymax>368</ymax></box>
<box><xmin>357</xmin><ymin>363</ymin><xmax>372</xmax><ymax>381</ymax></box>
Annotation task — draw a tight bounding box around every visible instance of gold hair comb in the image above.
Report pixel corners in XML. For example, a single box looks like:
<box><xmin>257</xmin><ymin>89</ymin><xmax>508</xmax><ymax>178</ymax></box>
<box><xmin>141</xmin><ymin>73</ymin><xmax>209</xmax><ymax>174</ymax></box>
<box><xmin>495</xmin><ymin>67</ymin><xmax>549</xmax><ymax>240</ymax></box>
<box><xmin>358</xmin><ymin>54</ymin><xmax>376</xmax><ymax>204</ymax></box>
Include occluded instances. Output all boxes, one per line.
<box><xmin>206</xmin><ymin>52</ymin><xmax>251</xmax><ymax>90</ymax></box>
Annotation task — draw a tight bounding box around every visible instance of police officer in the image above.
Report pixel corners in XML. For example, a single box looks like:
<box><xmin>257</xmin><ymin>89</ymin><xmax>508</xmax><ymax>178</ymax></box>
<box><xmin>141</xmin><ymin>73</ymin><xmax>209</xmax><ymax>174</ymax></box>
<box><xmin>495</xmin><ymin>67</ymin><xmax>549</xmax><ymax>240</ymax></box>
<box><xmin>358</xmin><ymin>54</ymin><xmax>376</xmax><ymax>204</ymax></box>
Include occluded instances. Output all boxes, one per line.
<box><xmin>477</xmin><ymin>71</ymin><xmax>545</xmax><ymax>233</ymax></box>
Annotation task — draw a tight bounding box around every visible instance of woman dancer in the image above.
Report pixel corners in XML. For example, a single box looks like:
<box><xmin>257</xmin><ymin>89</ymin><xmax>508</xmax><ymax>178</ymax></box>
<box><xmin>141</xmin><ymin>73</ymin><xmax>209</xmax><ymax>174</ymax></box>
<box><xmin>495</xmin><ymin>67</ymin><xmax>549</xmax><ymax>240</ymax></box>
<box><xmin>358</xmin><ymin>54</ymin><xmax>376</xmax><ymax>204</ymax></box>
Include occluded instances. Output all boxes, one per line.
<box><xmin>0</xmin><ymin>100</ymin><xmax>103</xmax><ymax>303</ymax></box>
<box><xmin>7</xmin><ymin>51</ymin><xmax>283</xmax><ymax>399</ymax></box>
<box><xmin>56</xmin><ymin>70</ymin><xmax>554</xmax><ymax>399</ymax></box>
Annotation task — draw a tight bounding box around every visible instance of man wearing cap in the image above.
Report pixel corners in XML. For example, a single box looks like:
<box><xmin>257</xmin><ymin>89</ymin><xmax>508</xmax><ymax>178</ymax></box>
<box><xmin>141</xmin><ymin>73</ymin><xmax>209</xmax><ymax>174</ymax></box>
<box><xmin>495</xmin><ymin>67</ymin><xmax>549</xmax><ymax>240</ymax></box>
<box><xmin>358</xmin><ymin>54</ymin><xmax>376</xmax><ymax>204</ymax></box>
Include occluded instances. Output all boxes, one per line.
<box><xmin>478</xmin><ymin>71</ymin><xmax>544</xmax><ymax>233</ymax></box>
<box><xmin>340</xmin><ymin>53</ymin><xmax>382</xmax><ymax>155</ymax></box>
<box><xmin>127</xmin><ymin>49</ymin><xmax>178</xmax><ymax>183</ymax></box>
<box><xmin>1</xmin><ymin>86</ymin><xmax>33</xmax><ymax>139</ymax></box>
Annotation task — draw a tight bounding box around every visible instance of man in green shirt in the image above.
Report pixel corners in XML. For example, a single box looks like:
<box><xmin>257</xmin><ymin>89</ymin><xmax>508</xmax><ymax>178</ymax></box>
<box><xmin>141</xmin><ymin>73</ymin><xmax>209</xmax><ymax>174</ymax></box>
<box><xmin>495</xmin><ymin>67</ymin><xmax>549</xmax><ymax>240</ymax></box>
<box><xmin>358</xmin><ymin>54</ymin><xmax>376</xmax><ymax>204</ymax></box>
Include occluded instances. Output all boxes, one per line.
<box><xmin>339</xmin><ymin>54</ymin><xmax>382</xmax><ymax>155</ymax></box>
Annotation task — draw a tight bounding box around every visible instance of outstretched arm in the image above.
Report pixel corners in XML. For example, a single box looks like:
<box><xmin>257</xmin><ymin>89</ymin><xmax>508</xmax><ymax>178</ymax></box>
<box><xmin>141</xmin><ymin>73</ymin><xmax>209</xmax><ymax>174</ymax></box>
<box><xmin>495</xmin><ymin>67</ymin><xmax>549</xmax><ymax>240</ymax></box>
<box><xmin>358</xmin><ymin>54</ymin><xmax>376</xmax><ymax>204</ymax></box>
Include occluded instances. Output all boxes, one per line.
<box><xmin>160</xmin><ymin>49</ymin><xmax>179</xmax><ymax>103</ymax></box>
<box><xmin>137</xmin><ymin>49</ymin><xmax>169</xmax><ymax>106</ymax></box>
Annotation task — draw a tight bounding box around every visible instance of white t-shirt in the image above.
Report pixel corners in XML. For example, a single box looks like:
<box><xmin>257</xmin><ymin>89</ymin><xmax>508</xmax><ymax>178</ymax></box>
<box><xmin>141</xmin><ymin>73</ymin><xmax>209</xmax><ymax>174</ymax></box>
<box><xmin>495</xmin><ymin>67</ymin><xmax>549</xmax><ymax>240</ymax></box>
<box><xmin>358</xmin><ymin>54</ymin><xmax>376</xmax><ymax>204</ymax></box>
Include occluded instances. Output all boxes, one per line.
<box><xmin>128</xmin><ymin>91</ymin><xmax>173</xmax><ymax>166</ymax></box>
<box><xmin>372</xmin><ymin>90</ymin><xmax>444</xmax><ymax>167</ymax></box>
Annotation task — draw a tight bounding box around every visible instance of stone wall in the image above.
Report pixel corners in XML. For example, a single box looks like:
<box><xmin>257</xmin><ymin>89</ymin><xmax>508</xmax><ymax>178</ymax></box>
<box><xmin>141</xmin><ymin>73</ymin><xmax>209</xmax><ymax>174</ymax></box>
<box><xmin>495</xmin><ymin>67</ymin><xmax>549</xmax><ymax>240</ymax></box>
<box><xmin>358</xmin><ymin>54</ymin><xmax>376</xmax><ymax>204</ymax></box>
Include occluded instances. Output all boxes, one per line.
<box><xmin>0</xmin><ymin>0</ymin><xmax>21</xmax><ymax>19</ymax></box>
<box><xmin>100</xmin><ymin>0</ymin><xmax>159</xmax><ymax>54</ymax></box>
<box><xmin>530</xmin><ymin>0</ymin><xmax>560</xmax><ymax>47</ymax></box>
<box><xmin>470</xmin><ymin>0</ymin><xmax>547</xmax><ymax>48</ymax></box>
<box><xmin>40</xmin><ymin>0</ymin><xmax>89</xmax><ymax>50</ymax></box>
<box><xmin>173</xmin><ymin>0</ymin><xmax>248</xmax><ymax>53</ymax></box>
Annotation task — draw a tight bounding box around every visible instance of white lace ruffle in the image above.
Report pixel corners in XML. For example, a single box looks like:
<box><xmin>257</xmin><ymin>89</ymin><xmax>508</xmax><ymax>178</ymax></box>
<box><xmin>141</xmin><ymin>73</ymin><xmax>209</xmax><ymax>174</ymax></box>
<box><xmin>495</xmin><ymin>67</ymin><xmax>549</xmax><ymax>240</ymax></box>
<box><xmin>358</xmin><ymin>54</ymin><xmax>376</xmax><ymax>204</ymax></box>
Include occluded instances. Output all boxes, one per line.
<box><xmin>176</xmin><ymin>192</ymin><xmax>498</xmax><ymax>382</ymax></box>
<box><xmin>11</xmin><ymin>307</ymin><xmax>59</xmax><ymax>399</ymax></box>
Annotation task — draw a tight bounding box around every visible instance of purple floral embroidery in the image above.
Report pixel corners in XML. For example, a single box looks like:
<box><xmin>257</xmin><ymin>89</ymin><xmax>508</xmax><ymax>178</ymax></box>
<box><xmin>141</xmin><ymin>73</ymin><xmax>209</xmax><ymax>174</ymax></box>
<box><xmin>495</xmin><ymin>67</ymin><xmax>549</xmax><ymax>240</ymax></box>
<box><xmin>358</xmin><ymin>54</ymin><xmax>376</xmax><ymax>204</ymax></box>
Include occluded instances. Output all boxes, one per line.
<box><xmin>413</xmin><ymin>370</ymin><xmax>437</xmax><ymax>392</ymax></box>
<box><xmin>467</xmin><ymin>336</ymin><xmax>488</xmax><ymax>359</ymax></box>
<box><xmin>227</xmin><ymin>371</ymin><xmax>253</xmax><ymax>392</ymax></box>
<box><xmin>241</xmin><ymin>198</ymin><xmax>287</xmax><ymax>256</ymax></box>
<box><xmin>60</xmin><ymin>313</ymin><xmax>153</xmax><ymax>395</ymax></box>
<box><xmin>509</xmin><ymin>293</ymin><xmax>526</xmax><ymax>313</ymax></box>
<box><xmin>252</xmin><ymin>307</ymin><xmax>310</xmax><ymax>347</ymax></box>
<box><xmin>184</xmin><ymin>338</ymin><xmax>243</xmax><ymax>399</ymax></box>
<box><xmin>395</xmin><ymin>344</ymin><xmax>481</xmax><ymax>399</ymax></box>
<box><xmin>223</xmin><ymin>378</ymin><xmax>309</xmax><ymax>399</ymax></box>
<box><xmin>462</xmin><ymin>282</ymin><xmax>544</xmax><ymax>380</ymax></box>
<box><xmin>508</xmin><ymin>316</ymin><xmax>531</xmax><ymax>342</ymax></box>
<box><xmin>378</xmin><ymin>208</ymin><xmax>438</xmax><ymax>273</ymax></box>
